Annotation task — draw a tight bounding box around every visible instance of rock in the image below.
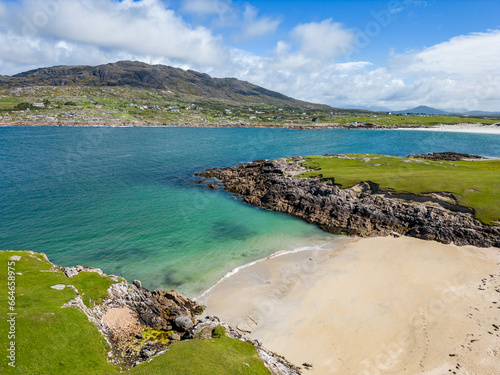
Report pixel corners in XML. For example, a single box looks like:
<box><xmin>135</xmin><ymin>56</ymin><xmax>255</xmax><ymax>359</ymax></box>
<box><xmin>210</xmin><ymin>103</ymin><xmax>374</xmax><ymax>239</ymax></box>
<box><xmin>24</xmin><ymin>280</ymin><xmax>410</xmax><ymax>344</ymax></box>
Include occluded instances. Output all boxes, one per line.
<box><xmin>51</xmin><ymin>284</ymin><xmax>66</xmax><ymax>290</ymax></box>
<box><xmin>132</xmin><ymin>280</ymin><xmax>142</xmax><ymax>289</ymax></box>
<box><xmin>140</xmin><ymin>345</ymin><xmax>156</xmax><ymax>359</ymax></box>
<box><xmin>174</xmin><ymin>315</ymin><xmax>193</xmax><ymax>331</ymax></box>
<box><xmin>167</xmin><ymin>332</ymin><xmax>181</xmax><ymax>341</ymax></box>
<box><xmin>196</xmin><ymin>158</ymin><xmax>500</xmax><ymax>248</ymax></box>
<box><xmin>408</xmin><ymin>152</ymin><xmax>484</xmax><ymax>161</ymax></box>
<box><xmin>9</xmin><ymin>255</ymin><xmax>22</xmax><ymax>261</ymax></box>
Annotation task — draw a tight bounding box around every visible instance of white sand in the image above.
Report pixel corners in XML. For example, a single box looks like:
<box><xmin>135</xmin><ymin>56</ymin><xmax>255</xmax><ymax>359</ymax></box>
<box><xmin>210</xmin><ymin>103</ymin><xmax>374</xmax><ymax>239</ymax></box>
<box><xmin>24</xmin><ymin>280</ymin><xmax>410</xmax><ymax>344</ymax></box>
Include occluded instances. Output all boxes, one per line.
<box><xmin>201</xmin><ymin>236</ymin><xmax>500</xmax><ymax>375</ymax></box>
<box><xmin>397</xmin><ymin>124</ymin><xmax>500</xmax><ymax>135</ymax></box>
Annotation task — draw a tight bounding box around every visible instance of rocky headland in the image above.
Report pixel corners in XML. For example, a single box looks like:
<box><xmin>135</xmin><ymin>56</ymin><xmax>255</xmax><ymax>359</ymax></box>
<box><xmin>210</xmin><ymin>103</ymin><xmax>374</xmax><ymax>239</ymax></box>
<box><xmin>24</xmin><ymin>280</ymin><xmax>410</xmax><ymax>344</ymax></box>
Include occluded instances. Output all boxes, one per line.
<box><xmin>196</xmin><ymin>153</ymin><xmax>500</xmax><ymax>248</ymax></box>
<box><xmin>54</xmin><ymin>261</ymin><xmax>299</xmax><ymax>374</ymax></box>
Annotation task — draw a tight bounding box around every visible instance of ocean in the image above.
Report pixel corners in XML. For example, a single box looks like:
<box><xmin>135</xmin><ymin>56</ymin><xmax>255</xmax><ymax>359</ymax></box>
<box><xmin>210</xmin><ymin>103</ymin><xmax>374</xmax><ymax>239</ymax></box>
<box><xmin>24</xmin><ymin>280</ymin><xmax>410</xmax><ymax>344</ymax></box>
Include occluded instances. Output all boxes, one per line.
<box><xmin>1</xmin><ymin>126</ymin><xmax>499</xmax><ymax>296</ymax></box>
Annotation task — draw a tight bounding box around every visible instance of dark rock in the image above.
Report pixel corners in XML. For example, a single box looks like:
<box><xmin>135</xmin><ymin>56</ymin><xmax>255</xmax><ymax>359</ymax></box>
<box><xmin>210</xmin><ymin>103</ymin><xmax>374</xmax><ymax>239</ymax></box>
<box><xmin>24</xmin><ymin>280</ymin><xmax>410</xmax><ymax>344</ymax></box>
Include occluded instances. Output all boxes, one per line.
<box><xmin>174</xmin><ymin>315</ymin><xmax>194</xmax><ymax>331</ymax></box>
<box><xmin>196</xmin><ymin>158</ymin><xmax>499</xmax><ymax>248</ymax></box>
<box><xmin>167</xmin><ymin>332</ymin><xmax>181</xmax><ymax>341</ymax></box>
<box><xmin>132</xmin><ymin>279</ymin><xmax>142</xmax><ymax>289</ymax></box>
<box><xmin>408</xmin><ymin>152</ymin><xmax>485</xmax><ymax>161</ymax></box>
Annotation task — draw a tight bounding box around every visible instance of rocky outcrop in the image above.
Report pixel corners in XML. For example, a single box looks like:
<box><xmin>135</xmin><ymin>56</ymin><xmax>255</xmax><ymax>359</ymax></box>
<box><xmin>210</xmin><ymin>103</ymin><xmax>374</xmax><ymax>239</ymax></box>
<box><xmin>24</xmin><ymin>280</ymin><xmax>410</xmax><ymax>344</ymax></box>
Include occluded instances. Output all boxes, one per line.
<box><xmin>196</xmin><ymin>157</ymin><xmax>500</xmax><ymax>248</ymax></box>
<box><xmin>408</xmin><ymin>152</ymin><xmax>485</xmax><ymax>161</ymax></box>
<box><xmin>58</xmin><ymin>265</ymin><xmax>299</xmax><ymax>374</ymax></box>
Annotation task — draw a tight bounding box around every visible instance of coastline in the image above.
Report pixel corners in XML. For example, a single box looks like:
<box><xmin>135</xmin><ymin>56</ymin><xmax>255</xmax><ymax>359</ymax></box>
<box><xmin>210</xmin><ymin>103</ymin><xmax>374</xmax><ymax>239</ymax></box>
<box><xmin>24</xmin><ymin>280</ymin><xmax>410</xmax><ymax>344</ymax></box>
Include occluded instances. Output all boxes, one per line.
<box><xmin>201</xmin><ymin>236</ymin><xmax>500</xmax><ymax>375</ymax></box>
<box><xmin>397</xmin><ymin>124</ymin><xmax>500</xmax><ymax>135</ymax></box>
<box><xmin>1</xmin><ymin>121</ymin><xmax>499</xmax><ymax>133</ymax></box>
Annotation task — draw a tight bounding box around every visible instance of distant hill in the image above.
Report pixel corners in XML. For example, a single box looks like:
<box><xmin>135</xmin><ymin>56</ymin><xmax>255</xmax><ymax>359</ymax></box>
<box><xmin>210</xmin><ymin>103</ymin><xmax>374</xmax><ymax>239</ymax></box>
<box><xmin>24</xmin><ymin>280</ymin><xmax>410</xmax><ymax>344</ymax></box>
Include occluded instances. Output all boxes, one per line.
<box><xmin>0</xmin><ymin>61</ymin><xmax>330</xmax><ymax>110</ymax></box>
<box><xmin>394</xmin><ymin>106</ymin><xmax>448</xmax><ymax>115</ymax></box>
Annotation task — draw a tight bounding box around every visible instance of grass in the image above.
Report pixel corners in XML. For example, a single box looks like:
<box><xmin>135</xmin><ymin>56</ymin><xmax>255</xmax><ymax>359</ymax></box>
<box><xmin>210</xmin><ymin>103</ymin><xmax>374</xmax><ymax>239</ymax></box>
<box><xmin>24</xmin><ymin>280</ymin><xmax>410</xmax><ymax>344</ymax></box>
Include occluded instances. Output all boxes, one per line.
<box><xmin>128</xmin><ymin>336</ymin><xmax>270</xmax><ymax>375</ymax></box>
<box><xmin>336</xmin><ymin>114</ymin><xmax>500</xmax><ymax>126</ymax></box>
<box><xmin>0</xmin><ymin>251</ymin><xmax>118</xmax><ymax>375</ymax></box>
<box><xmin>300</xmin><ymin>154</ymin><xmax>500</xmax><ymax>225</ymax></box>
<box><xmin>0</xmin><ymin>251</ymin><xmax>271</xmax><ymax>375</ymax></box>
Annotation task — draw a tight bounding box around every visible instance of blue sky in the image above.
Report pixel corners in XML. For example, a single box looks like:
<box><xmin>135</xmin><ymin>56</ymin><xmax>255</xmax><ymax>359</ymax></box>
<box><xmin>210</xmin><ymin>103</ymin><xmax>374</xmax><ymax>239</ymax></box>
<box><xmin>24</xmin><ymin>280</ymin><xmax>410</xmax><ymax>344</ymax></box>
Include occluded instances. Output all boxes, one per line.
<box><xmin>0</xmin><ymin>0</ymin><xmax>499</xmax><ymax>111</ymax></box>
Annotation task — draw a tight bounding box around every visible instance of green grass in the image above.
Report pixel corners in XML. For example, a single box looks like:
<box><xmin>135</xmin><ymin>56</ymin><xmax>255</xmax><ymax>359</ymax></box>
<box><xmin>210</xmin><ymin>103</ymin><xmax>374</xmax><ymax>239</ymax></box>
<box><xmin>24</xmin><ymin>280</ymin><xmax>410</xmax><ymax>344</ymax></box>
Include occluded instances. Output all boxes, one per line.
<box><xmin>128</xmin><ymin>336</ymin><xmax>270</xmax><ymax>375</ymax></box>
<box><xmin>0</xmin><ymin>251</ymin><xmax>271</xmax><ymax>375</ymax></box>
<box><xmin>337</xmin><ymin>115</ymin><xmax>500</xmax><ymax>126</ymax></box>
<box><xmin>300</xmin><ymin>154</ymin><xmax>500</xmax><ymax>225</ymax></box>
<box><xmin>0</xmin><ymin>251</ymin><xmax>118</xmax><ymax>375</ymax></box>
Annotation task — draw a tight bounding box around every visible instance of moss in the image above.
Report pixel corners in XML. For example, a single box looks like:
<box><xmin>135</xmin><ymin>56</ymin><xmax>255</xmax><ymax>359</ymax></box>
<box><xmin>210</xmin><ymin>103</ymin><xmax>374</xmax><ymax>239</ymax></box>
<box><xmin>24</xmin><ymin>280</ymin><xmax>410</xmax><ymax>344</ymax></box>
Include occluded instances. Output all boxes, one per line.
<box><xmin>142</xmin><ymin>329</ymin><xmax>175</xmax><ymax>345</ymax></box>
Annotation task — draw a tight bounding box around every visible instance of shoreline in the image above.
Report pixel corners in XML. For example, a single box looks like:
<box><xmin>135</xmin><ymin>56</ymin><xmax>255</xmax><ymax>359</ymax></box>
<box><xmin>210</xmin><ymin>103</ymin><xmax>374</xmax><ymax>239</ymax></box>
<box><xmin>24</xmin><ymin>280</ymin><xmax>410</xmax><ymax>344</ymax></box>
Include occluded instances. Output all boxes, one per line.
<box><xmin>201</xmin><ymin>236</ymin><xmax>500</xmax><ymax>374</ymax></box>
<box><xmin>397</xmin><ymin>124</ymin><xmax>500</xmax><ymax>135</ymax></box>
<box><xmin>1</xmin><ymin>121</ymin><xmax>500</xmax><ymax>134</ymax></box>
<box><xmin>197</xmin><ymin>157</ymin><xmax>500</xmax><ymax>248</ymax></box>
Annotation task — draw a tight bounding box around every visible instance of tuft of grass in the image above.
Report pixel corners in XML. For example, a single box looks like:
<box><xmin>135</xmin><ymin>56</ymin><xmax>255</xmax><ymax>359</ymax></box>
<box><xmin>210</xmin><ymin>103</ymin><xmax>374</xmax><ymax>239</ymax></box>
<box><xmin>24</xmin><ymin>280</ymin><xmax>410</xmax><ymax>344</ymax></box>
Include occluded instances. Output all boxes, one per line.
<box><xmin>212</xmin><ymin>325</ymin><xmax>227</xmax><ymax>338</ymax></box>
<box><xmin>128</xmin><ymin>336</ymin><xmax>270</xmax><ymax>375</ymax></box>
<box><xmin>300</xmin><ymin>154</ymin><xmax>500</xmax><ymax>225</ymax></box>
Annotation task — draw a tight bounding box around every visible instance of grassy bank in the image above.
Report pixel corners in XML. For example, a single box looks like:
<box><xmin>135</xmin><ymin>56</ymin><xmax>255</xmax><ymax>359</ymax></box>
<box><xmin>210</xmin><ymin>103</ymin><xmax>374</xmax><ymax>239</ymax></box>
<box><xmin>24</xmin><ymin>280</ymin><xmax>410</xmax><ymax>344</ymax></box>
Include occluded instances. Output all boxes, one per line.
<box><xmin>300</xmin><ymin>154</ymin><xmax>500</xmax><ymax>225</ymax></box>
<box><xmin>0</xmin><ymin>251</ymin><xmax>270</xmax><ymax>374</ymax></box>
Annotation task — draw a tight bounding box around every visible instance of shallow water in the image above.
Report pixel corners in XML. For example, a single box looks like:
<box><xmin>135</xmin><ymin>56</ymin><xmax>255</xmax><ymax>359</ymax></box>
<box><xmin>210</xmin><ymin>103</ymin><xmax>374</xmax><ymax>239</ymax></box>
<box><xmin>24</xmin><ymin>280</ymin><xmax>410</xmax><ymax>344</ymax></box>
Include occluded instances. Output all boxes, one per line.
<box><xmin>1</xmin><ymin>126</ymin><xmax>498</xmax><ymax>296</ymax></box>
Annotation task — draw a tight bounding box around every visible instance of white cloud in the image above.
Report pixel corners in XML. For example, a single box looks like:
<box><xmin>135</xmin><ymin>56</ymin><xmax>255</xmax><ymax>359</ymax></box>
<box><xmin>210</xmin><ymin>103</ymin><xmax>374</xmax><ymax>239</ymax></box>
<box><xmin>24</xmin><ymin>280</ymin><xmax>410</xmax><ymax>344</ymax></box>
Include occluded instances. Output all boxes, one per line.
<box><xmin>394</xmin><ymin>30</ymin><xmax>500</xmax><ymax>76</ymax></box>
<box><xmin>0</xmin><ymin>0</ymin><xmax>227</xmax><ymax>69</ymax></box>
<box><xmin>290</xmin><ymin>19</ymin><xmax>355</xmax><ymax>59</ymax></box>
<box><xmin>181</xmin><ymin>0</ymin><xmax>232</xmax><ymax>16</ymax></box>
<box><xmin>235</xmin><ymin>4</ymin><xmax>281</xmax><ymax>41</ymax></box>
<box><xmin>0</xmin><ymin>1</ymin><xmax>498</xmax><ymax>112</ymax></box>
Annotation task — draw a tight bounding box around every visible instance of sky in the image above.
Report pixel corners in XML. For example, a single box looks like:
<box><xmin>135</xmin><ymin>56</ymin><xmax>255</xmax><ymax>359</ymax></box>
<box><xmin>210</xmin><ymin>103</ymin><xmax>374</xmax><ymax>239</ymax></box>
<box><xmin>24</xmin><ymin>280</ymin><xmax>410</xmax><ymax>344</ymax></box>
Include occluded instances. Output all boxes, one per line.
<box><xmin>0</xmin><ymin>0</ymin><xmax>499</xmax><ymax>111</ymax></box>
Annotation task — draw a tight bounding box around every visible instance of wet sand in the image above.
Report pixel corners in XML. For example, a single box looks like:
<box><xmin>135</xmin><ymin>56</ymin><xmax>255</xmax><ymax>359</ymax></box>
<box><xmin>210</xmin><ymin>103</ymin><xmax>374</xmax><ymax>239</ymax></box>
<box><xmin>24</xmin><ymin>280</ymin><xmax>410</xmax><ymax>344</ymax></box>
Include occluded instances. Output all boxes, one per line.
<box><xmin>201</xmin><ymin>236</ymin><xmax>500</xmax><ymax>375</ymax></box>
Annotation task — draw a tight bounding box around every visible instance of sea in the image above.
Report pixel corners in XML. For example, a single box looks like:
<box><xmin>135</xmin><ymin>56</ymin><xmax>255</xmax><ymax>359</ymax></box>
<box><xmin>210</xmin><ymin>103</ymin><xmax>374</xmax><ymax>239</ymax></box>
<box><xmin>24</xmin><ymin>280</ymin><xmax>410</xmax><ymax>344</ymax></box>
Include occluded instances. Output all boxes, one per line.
<box><xmin>1</xmin><ymin>126</ymin><xmax>499</xmax><ymax>297</ymax></box>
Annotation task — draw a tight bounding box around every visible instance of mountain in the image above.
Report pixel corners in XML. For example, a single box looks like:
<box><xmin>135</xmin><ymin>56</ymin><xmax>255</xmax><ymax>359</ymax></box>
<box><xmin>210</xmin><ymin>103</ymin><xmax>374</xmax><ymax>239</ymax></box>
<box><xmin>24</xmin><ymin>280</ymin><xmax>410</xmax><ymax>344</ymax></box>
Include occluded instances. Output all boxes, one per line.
<box><xmin>0</xmin><ymin>61</ymin><xmax>330</xmax><ymax>110</ymax></box>
<box><xmin>465</xmin><ymin>110</ymin><xmax>500</xmax><ymax>116</ymax></box>
<box><xmin>394</xmin><ymin>106</ymin><xmax>449</xmax><ymax>115</ymax></box>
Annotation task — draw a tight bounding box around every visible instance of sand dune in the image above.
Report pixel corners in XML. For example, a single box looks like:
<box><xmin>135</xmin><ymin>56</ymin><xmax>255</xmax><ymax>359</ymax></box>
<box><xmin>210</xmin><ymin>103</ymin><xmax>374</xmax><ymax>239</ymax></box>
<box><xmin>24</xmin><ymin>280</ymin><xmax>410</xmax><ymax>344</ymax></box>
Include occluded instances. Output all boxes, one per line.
<box><xmin>201</xmin><ymin>236</ymin><xmax>500</xmax><ymax>375</ymax></box>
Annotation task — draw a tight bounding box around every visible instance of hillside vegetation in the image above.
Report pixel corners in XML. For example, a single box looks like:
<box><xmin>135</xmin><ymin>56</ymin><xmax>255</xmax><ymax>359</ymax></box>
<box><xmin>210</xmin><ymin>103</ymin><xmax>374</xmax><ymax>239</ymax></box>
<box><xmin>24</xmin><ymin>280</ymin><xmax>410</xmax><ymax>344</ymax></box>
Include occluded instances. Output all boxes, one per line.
<box><xmin>2</xmin><ymin>61</ymin><xmax>498</xmax><ymax>127</ymax></box>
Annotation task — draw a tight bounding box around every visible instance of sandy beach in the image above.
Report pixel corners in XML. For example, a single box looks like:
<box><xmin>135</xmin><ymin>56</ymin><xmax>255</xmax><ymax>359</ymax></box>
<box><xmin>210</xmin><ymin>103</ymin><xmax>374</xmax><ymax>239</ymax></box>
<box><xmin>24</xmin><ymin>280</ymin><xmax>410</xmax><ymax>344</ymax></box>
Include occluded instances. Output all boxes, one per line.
<box><xmin>398</xmin><ymin>124</ymin><xmax>500</xmax><ymax>135</ymax></box>
<box><xmin>201</xmin><ymin>236</ymin><xmax>500</xmax><ymax>375</ymax></box>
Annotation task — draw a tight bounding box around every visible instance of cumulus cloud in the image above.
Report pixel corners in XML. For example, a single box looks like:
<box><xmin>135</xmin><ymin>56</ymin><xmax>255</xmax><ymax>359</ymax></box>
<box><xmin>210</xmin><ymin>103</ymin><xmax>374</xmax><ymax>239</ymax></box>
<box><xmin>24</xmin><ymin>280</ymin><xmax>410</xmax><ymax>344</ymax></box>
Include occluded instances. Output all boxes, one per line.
<box><xmin>0</xmin><ymin>0</ymin><xmax>227</xmax><ymax>70</ymax></box>
<box><xmin>290</xmin><ymin>19</ymin><xmax>355</xmax><ymax>59</ymax></box>
<box><xmin>0</xmin><ymin>1</ymin><xmax>498</xmax><ymax>112</ymax></box>
<box><xmin>181</xmin><ymin>0</ymin><xmax>232</xmax><ymax>16</ymax></box>
<box><xmin>393</xmin><ymin>30</ymin><xmax>500</xmax><ymax>76</ymax></box>
<box><xmin>235</xmin><ymin>4</ymin><xmax>281</xmax><ymax>41</ymax></box>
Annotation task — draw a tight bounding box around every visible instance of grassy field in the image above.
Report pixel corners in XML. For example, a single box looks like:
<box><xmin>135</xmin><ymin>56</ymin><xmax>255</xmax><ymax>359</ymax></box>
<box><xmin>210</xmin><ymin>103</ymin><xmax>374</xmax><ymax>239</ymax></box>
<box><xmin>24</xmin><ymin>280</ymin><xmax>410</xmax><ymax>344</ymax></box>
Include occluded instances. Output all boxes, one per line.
<box><xmin>336</xmin><ymin>114</ymin><xmax>500</xmax><ymax>126</ymax></box>
<box><xmin>299</xmin><ymin>154</ymin><xmax>500</xmax><ymax>225</ymax></box>
<box><xmin>0</xmin><ymin>251</ymin><xmax>271</xmax><ymax>375</ymax></box>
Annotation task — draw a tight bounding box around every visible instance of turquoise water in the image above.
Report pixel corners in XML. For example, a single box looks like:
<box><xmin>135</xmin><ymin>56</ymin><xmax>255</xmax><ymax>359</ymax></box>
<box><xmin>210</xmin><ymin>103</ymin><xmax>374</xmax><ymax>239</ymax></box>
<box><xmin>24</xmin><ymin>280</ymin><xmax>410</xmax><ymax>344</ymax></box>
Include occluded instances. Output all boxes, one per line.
<box><xmin>1</xmin><ymin>126</ymin><xmax>499</xmax><ymax>296</ymax></box>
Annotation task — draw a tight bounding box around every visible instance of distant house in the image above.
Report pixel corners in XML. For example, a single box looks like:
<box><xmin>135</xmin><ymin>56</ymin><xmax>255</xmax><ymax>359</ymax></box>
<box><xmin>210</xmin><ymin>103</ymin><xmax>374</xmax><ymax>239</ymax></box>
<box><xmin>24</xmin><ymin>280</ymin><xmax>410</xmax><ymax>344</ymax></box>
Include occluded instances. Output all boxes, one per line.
<box><xmin>32</xmin><ymin>103</ymin><xmax>44</xmax><ymax>107</ymax></box>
